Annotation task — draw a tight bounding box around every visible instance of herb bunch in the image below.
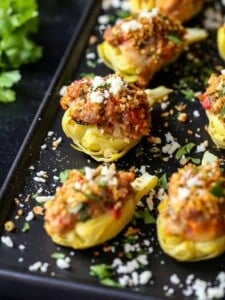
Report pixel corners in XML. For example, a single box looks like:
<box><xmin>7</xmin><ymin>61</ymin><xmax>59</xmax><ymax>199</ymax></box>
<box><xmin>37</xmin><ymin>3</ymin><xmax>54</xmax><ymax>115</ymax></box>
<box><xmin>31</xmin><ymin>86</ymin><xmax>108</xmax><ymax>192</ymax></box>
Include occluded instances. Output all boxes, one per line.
<box><xmin>0</xmin><ymin>0</ymin><xmax>42</xmax><ymax>103</ymax></box>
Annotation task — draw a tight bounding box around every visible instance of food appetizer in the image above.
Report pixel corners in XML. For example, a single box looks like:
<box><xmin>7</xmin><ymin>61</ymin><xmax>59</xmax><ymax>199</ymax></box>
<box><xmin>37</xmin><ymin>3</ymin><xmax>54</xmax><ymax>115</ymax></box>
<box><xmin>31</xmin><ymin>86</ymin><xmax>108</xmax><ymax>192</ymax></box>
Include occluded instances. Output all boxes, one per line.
<box><xmin>44</xmin><ymin>164</ymin><xmax>158</xmax><ymax>249</ymax></box>
<box><xmin>129</xmin><ymin>0</ymin><xmax>205</xmax><ymax>23</ymax></box>
<box><xmin>157</xmin><ymin>160</ymin><xmax>225</xmax><ymax>261</ymax></box>
<box><xmin>98</xmin><ymin>8</ymin><xmax>207</xmax><ymax>87</ymax></box>
<box><xmin>60</xmin><ymin>73</ymin><xmax>171</xmax><ymax>162</ymax></box>
<box><xmin>198</xmin><ymin>72</ymin><xmax>225</xmax><ymax>149</ymax></box>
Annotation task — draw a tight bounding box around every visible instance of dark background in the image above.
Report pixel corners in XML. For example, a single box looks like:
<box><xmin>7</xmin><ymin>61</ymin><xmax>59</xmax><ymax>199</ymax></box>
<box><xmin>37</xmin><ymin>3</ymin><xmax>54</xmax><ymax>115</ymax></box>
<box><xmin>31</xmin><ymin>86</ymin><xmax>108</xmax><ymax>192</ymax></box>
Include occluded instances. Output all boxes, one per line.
<box><xmin>0</xmin><ymin>0</ymin><xmax>86</xmax><ymax>188</ymax></box>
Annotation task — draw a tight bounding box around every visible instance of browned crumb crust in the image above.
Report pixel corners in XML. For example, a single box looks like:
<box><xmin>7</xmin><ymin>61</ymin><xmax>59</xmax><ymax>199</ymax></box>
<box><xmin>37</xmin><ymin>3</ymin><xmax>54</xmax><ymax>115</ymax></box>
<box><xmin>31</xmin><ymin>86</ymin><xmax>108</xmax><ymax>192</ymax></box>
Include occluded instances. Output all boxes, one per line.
<box><xmin>199</xmin><ymin>73</ymin><xmax>225</xmax><ymax>117</ymax></box>
<box><xmin>44</xmin><ymin>165</ymin><xmax>135</xmax><ymax>235</ymax></box>
<box><xmin>60</xmin><ymin>74</ymin><xmax>150</xmax><ymax>140</ymax></box>
<box><xmin>160</xmin><ymin>161</ymin><xmax>225</xmax><ymax>242</ymax></box>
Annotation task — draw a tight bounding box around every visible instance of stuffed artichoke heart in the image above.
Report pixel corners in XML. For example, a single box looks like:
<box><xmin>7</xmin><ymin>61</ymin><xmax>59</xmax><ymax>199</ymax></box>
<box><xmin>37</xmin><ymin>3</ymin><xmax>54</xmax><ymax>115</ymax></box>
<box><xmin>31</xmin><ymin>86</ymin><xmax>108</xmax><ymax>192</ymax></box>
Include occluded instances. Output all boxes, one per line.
<box><xmin>129</xmin><ymin>0</ymin><xmax>205</xmax><ymax>23</ymax></box>
<box><xmin>198</xmin><ymin>72</ymin><xmax>225</xmax><ymax>149</ymax></box>
<box><xmin>98</xmin><ymin>8</ymin><xmax>207</xmax><ymax>87</ymax></box>
<box><xmin>60</xmin><ymin>73</ymin><xmax>171</xmax><ymax>162</ymax></box>
<box><xmin>157</xmin><ymin>161</ymin><xmax>225</xmax><ymax>261</ymax></box>
<box><xmin>44</xmin><ymin>164</ymin><xmax>158</xmax><ymax>249</ymax></box>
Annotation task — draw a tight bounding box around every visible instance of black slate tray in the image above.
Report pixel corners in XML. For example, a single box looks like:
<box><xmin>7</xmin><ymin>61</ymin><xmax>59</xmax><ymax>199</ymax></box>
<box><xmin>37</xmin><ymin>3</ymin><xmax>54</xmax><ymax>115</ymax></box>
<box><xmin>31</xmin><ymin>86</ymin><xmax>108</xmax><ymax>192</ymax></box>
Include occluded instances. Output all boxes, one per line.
<box><xmin>0</xmin><ymin>1</ymin><xmax>225</xmax><ymax>299</ymax></box>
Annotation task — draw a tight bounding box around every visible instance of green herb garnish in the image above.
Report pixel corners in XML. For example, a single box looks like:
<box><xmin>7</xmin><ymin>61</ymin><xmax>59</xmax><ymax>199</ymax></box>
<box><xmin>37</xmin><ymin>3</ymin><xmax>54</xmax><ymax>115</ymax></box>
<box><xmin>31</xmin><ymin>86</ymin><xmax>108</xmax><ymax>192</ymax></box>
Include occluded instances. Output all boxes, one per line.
<box><xmin>90</xmin><ymin>264</ymin><xmax>120</xmax><ymax>287</ymax></box>
<box><xmin>80</xmin><ymin>72</ymin><xmax>95</xmax><ymax>79</ymax></box>
<box><xmin>189</xmin><ymin>157</ymin><xmax>201</xmax><ymax>164</ymax></box>
<box><xmin>135</xmin><ymin>208</ymin><xmax>156</xmax><ymax>224</ymax></box>
<box><xmin>51</xmin><ymin>252</ymin><xmax>65</xmax><ymax>259</ymax></box>
<box><xmin>116</xmin><ymin>10</ymin><xmax>130</xmax><ymax>19</ymax></box>
<box><xmin>168</xmin><ymin>34</ymin><xmax>182</xmax><ymax>44</ymax></box>
<box><xmin>0</xmin><ymin>0</ymin><xmax>42</xmax><ymax>103</ymax></box>
<box><xmin>87</xmin><ymin>60</ymin><xmax>96</xmax><ymax>68</ymax></box>
<box><xmin>21</xmin><ymin>222</ymin><xmax>30</xmax><ymax>232</ymax></box>
<box><xmin>180</xmin><ymin>88</ymin><xmax>195</xmax><ymax>101</ymax></box>
<box><xmin>211</xmin><ymin>181</ymin><xmax>225</xmax><ymax>197</ymax></box>
<box><xmin>175</xmin><ymin>143</ymin><xmax>195</xmax><ymax>159</ymax></box>
<box><xmin>59</xmin><ymin>169</ymin><xmax>71</xmax><ymax>183</ymax></box>
<box><xmin>158</xmin><ymin>173</ymin><xmax>167</xmax><ymax>189</ymax></box>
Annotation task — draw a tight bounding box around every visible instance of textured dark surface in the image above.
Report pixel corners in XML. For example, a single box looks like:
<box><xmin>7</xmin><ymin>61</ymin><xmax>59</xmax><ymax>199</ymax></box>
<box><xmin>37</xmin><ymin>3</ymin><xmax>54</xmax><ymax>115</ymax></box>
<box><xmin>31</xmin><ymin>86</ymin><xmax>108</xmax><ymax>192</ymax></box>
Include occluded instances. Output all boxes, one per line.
<box><xmin>0</xmin><ymin>0</ymin><xmax>87</xmax><ymax>187</ymax></box>
<box><xmin>1</xmin><ymin>1</ymin><xmax>225</xmax><ymax>300</ymax></box>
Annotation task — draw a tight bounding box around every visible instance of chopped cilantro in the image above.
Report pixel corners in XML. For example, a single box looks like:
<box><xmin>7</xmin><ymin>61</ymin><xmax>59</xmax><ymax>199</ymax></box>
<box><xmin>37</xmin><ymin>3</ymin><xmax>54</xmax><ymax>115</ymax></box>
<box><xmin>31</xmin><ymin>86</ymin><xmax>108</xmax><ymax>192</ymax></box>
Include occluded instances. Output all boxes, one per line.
<box><xmin>175</xmin><ymin>143</ymin><xmax>195</xmax><ymax>159</ymax></box>
<box><xmin>80</xmin><ymin>72</ymin><xmax>95</xmax><ymax>79</ymax></box>
<box><xmin>90</xmin><ymin>264</ymin><xmax>120</xmax><ymax>287</ymax></box>
<box><xmin>77</xmin><ymin>204</ymin><xmax>89</xmax><ymax>222</ymax></box>
<box><xmin>135</xmin><ymin>208</ymin><xmax>156</xmax><ymax>224</ymax></box>
<box><xmin>87</xmin><ymin>60</ymin><xmax>96</xmax><ymax>68</ymax></box>
<box><xmin>0</xmin><ymin>0</ymin><xmax>42</xmax><ymax>103</ymax></box>
<box><xmin>116</xmin><ymin>10</ymin><xmax>130</xmax><ymax>19</ymax></box>
<box><xmin>100</xmin><ymin>278</ymin><xmax>121</xmax><ymax>287</ymax></box>
<box><xmin>21</xmin><ymin>222</ymin><xmax>30</xmax><ymax>232</ymax></box>
<box><xmin>59</xmin><ymin>169</ymin><xmax>71</xmax><ymax>183</ymax></box>
<box><xmin>158</xmin><ymin>173</ymin><xmax>167</xmax><ymax>189</ymax></box>
<box><xmin>180</xmin><ymin>88</ymin><xmax>195</xmax><ymax>101</ymax></box>
<box><xmin>51</xmin><ymin>252</ymin><xmax>65</xmax><ymax>259</ymax></box>
<box><xmin>211</xmin><ymin>181</ymin><xmax>225</xmax><ymax>197</ymax></box>
<box><xmin>168</xmin><ymin>34</ymin><xmax>182</xmax><ymax>44</ymax></box>
<box><xmin>0</xmin><ymin>70</ymin><xmax>21</xmax><ymax>103</ymax></box>
<box><xmin>188</xmin><ymin>157</ymin><xmax>201</xmax><ymax>164</ymax></box>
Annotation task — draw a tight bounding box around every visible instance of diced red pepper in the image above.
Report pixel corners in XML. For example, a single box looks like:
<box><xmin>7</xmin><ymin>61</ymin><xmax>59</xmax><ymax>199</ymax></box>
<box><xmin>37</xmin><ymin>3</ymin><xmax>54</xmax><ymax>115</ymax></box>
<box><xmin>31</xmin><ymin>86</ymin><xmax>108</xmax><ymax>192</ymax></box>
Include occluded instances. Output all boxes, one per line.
<box><xmin>201</xmin><ymin>95</ymin><xmax>212</xmax><ymax>110</ymax></box>
<box><xmin>110</xmin><ymin>207</ymin><xmax>121</xmax><ymax>219</ymax></box>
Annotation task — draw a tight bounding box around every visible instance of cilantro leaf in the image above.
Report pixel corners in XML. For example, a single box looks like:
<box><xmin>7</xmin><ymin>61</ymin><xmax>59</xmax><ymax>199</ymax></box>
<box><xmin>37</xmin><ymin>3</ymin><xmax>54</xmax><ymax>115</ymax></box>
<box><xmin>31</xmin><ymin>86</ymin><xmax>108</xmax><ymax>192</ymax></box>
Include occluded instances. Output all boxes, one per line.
<box><xmin>158</xmin><ymin>173</ymin><xmax>167</xmax><ymax>189</ymax></box>
<box><xmin>135</xmin><ymin>208</ymin><xmax>156</xmax><ymax>224</ymax></box>
<box><xmin>175</xmin><ymin>143</ymin><xmax>195</xmax><ymax>159</ymax></box>
<box><xmin>0</xmin><ymin>0</ymin><xmax>42</xmax><ymax>103</ymax></box>
<box><xmin>0</xmin><ymin>70</ymin><xmax>21</xmax><ymax>102</ymax></box>
<box><xmin>59</xmin><ymin>170</ymin><xmax>71</xmax><ymax>183</ymax></box>
<box><xmin>90</xmin><ymin>264</ymin><xmax>121</xmax><ymax>287</ymax></box>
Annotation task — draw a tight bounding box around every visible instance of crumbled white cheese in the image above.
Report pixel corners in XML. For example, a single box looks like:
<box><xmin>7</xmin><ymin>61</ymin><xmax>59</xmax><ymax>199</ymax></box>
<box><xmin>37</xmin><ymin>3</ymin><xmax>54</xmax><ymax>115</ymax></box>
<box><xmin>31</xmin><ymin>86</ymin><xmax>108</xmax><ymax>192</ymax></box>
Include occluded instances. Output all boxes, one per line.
<box><xmin>25</xmin><ymin>211</ymin><xmax>34</xmax><ymax>222</ymax></box>
<box><xmin>139</xmin><ymin>270</ymin><xmax>152</xmax><ymax>285</ymax></box>
<box><xmin>40</xmin><ymin>262</ymin><xmax>49</xmax><ymax>273</ymax></box>
<box><xmin>170</xmin><ymin>273</ymin><xmax>181</xmax><ymax>285</ymax></box>
<box><xmin>137</xmin><ymin>254</ymin><xmax>148</xmax><ymax>265</ymax></box>
<box><xmin>84</xmin><ymin>166</ymin><xmax>95</xmax><ymax>180</ymax></box>
<box><xmin>29</xmin><ymin>261</ymin><xmax>42</xmax><ymax>272</ymax></box>
<box><xmin>35</xmin><ymin>195</ymin><xmax>53</xmax><ymax>203</ymax></box>
<box><xmin>107</xmin><ymin>75</ymin><xmax>124</xmax><ymax>96</ymax></box>
<box><xmin>33</xmin><ymin>177</ymin><xmax>46</xmax><ymax>183</ymax></box>
<box><xmin>59</xmin><ymin>85</ymin><xmax>67</xmax><ymax>96</ymax></box>
<box><xmin>193</xmin><ymin>110</ymin><xmax>200</xmax><ymax>117</ymax></box>
<box><xmin>74</xmin><ymin>182</ymin><xmax>82</xmax><ymax>190</ymax></box>
<box><xmin>196</xmin><ymin>140</ymin><xmax>208</xmax><ymax>153</ymax></box>
<box><xmin>47</xmin><ymin>131</ymin><xmax>54</xmax><ymax>137</ymax></box>
<box><xmin>121</xmin><ymin>20</ymin><xmax>142</xmax><ymax>33</ymax></box>
<box><xmin>92</xmin><ymin>76</ymin><xmax>105</xmax><ymax>90</ymax></box>
<box><xmin>86</xmin><ymin>52</ymin><xmax>96</xmax><ymax>60</ymax></box>
<box><xmin>139</xmin><ymin>7</ymin><xmax>159</xmax><ymax>19</ymax></box>
<box><xmin>18</xmin><ymin>244</ymin><xmax>26</xmax><ymax>251</ymax></box>
<box><xmin>176</xmin><ymin>187</ymin><xmax>190</xmax><ymax>201</ymax></box>
<box><xmin>56</xmin><ymin>257</ymin><xmax>71</xmax><ymax>269</ymax></box>
<box><xmin>100</xmin><ymin>165</ymin><xmax>117</xmax><ymax>182</ymax></box>
<box><xmin>98</xmin><ymin>15</ymin><xmax>110</xmax><ymax>25</ymax></box>
<box><xmin>1</xmin><ymin>235</ymin><xmax>14</xmax><ymax>248</ymax></box>
<box><xmin>36</xmin><ymin>170</ymin><xmax>47</xmax><ymax>177</ymax></box>
<box><xmin>162</xmin><ymin>141</ymin><xmax>180</xmax><ymax>155</ymax></box>
<box><xmin>186</xmin><ymin>176</ymin><xmax>201</xmax><ymax>188</ymax></box>
<box><xmin>89</xmin><ymin>91</ymin><xmax>104</xmax><ymax>103</ymax></box>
